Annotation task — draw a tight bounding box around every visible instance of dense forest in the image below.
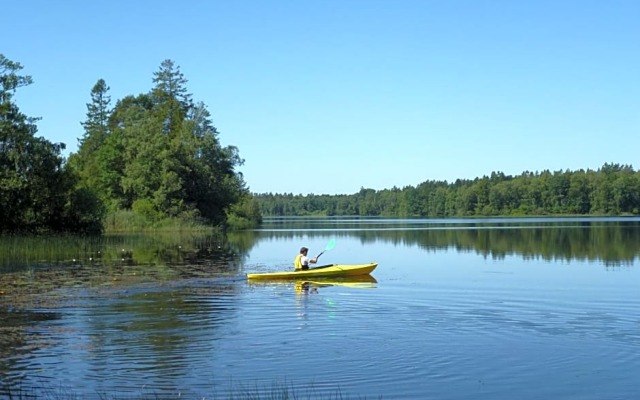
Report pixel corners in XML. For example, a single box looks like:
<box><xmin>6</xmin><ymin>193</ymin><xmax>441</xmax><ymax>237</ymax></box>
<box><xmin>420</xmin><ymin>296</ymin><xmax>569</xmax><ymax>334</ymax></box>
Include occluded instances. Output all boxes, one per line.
<box><xmin>256</xmin><ymin>163</ymin><xmax>640</xmax><ymax>217</ymax></box>
<box><xmin>1</xmin><ymin>54</ymin><xmax>261</xmax><ymax>234</ymax></box>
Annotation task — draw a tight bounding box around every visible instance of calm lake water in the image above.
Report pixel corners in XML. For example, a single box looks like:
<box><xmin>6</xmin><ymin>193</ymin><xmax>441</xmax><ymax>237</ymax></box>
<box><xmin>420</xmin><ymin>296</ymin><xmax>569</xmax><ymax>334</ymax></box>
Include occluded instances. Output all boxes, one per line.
<box><xmin>1</xmin><ymin>217</ymin><xmax>639</xmax><ymax>399</ymax></box>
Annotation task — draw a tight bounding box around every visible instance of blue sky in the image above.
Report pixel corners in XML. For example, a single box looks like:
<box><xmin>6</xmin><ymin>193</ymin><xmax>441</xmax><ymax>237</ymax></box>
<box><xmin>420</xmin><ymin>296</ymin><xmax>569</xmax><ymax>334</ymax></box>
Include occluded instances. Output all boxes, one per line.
<box><xmin>4</xmin><ymin>0</ymin><xmax>639</xmax><ymax>195</ymax></box>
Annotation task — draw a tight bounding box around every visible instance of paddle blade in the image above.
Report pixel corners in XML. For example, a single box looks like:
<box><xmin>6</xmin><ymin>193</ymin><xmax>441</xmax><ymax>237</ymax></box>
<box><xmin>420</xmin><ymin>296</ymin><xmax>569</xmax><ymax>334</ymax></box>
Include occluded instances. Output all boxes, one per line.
<box><xmin>316</xmin><ymin>239</ymin><xmax>336</xmax><ymax>259</ymax></box>
<box><xmin>324</xmin><ymin>238</ymin><xmax>336</xmax><ymax>252</ymax></box>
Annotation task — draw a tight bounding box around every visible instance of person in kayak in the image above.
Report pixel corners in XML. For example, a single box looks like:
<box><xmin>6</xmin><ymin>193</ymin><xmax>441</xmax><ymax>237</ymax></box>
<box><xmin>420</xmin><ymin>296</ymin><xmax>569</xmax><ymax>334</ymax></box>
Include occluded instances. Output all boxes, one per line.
<box><xmin>294</xmin><ymin>247</ymin><xmax>318</xmax><ymax>271</ymax></box>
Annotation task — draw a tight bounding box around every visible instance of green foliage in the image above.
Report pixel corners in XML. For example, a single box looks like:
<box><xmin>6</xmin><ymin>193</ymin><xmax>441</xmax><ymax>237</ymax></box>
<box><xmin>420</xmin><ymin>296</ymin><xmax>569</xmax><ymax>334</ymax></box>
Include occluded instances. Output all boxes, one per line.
<box><xmin>132</xmin><ymin>198</ymin><xmax>161</xmax><ymax>222</ymax></box>
<box><xmin>226</xmin><ymin>194</ymin><xmax>263</xmax><ymax>230</ymax></box>
<box><xmin>103</xmin><ymin>209</ymin><xmax>212</xmax><ymax>232</ymax></box>
<box><xmin>67</xmin><ymin>79</ymin><xmax>112</xmax><ymax>205</ymax></box>
<box><xmin>0</xmin><ymin>54</ymin><xmax>103</xmax><ymax>233</ymax></box>
<box><xmin>1</xmin><ymin>55</ymin><xmax>261</xmax><ymax>233</ymax></box>
<box><xmin>70</xmin><ymin>59</ymin><xmax>261</xmax><ymax>230</ymax></box>
<box><xmin>62</xmin><ymin>184</ymin><xmax>105</xmax><ymax>233</ymax></box>
<box><xmin>256</xmin><ymin>164</ymin><xmax>640</xmax><ymax>218</ymax></box>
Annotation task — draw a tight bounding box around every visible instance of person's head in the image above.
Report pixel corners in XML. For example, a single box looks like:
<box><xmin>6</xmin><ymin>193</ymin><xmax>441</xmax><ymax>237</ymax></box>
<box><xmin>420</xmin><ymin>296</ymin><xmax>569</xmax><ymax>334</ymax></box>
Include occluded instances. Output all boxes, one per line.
<box><xmin>300</xmin><ymin>247</ymin><xmax>308</xmax><ymax>255</ymax></box>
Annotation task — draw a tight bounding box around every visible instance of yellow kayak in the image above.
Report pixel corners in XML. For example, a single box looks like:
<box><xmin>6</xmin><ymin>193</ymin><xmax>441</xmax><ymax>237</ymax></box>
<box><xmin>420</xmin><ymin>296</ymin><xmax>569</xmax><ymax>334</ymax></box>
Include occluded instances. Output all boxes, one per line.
<box><xmin>246</xmin><ymin>263</ymin><xmax>378</xmax><ymax>280</ymax></box>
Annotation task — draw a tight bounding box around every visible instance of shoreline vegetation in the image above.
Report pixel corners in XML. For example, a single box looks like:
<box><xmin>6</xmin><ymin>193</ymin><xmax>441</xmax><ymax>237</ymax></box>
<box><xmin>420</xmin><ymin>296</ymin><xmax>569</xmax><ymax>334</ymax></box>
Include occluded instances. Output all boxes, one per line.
<box><xmin>255</xmin><ymin>163</ymin><xmax>640</xmax><ymax>218</ymax></box>
<box><xmin>103</xmin><ymin>210</ymin><xmax>224</xmax><ymax>233</ymax></box>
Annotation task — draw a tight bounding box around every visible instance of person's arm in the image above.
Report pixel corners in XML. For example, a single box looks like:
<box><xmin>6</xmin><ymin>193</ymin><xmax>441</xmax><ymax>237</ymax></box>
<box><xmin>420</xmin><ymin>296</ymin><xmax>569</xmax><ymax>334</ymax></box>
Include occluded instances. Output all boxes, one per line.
<box><xmin>309</xmin><ymin>257</ymin><xmax>318</xmax><ymax>264</ymax></box>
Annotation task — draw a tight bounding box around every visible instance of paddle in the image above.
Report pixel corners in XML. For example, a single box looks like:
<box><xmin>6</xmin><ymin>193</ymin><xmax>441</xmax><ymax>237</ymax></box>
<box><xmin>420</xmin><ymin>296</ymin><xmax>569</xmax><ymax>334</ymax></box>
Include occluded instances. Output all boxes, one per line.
<box><xmin>315</xmin><ymin>238</ymin><xmax>336</xmax><ymax>260</ymax></box>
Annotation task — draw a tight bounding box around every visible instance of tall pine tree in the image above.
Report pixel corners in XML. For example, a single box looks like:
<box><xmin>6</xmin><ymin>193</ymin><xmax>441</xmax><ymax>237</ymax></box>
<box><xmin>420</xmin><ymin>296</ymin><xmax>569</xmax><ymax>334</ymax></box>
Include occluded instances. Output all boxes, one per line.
<box><xmin>69</xmin><ymin>79</ymin><xmax>112</xmax><ymax>185</ymax></box>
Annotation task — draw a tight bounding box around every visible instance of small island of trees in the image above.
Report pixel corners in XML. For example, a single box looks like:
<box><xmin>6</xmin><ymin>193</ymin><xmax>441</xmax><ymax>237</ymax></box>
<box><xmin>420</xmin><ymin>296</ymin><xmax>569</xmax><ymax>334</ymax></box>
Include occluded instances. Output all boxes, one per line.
<box><xmin>1</xmin><ymin>54</ymin><xmax>261</xmax><ymax>234</ymax></box>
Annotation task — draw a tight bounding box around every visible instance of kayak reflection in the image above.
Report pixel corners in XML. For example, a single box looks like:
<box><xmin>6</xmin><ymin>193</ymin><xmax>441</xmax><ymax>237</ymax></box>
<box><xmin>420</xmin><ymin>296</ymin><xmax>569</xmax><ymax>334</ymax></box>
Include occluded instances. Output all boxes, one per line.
<box><xmin>294</xmin><ymin>275</ymin><xmax>378</xmax><ymax>294</ymax></box>
<box><xmin>247</xmin><ymin>274</ymin><xmax>378</xmax><ymax>293</ymax></box>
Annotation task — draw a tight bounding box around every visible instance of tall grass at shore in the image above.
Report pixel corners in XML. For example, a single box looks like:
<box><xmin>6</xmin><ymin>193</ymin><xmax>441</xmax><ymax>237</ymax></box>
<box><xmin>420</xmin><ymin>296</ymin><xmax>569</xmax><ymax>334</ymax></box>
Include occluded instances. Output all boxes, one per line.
<box><xmin>0</xmin><ymin>382</ymin><xmax>376</xmax><ymax>400</ymax></box>
<box><xmin>103</xmin><ymin>210</ymin><xmax>218</xmax><ymax>233</ymax></box>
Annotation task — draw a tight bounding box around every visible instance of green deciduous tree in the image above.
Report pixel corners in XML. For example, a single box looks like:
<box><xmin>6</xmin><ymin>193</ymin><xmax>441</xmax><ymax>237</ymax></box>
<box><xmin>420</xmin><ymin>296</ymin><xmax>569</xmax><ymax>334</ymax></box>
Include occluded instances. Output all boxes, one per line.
<box><xmin>1</xmin><ymin>54</ymin><xmax>103</xmax><ymax>233</ymax></box>
<box><xmin>70</xmin><ymin>60</ymin><xmax>256</xmax><ymax>228</ymax></box>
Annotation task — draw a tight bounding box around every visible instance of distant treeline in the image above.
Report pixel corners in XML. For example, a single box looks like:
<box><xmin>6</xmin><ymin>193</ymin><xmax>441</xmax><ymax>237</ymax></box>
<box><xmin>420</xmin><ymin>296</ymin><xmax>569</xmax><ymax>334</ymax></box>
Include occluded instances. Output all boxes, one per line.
<box><xmin>1</xmin><ymin>54</ymin><xmax>261</xmax><ymax>234</ymax></box>
<box><xmin>256</xmin><ymin>163</ymin><xmax>640</xmax><ymax>217</ymax></box>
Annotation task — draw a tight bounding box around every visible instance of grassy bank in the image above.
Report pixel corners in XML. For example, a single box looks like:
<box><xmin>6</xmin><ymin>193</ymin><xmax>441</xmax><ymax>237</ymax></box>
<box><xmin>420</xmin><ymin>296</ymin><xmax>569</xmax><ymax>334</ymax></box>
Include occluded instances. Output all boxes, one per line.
<box><xmin>102</xmin><ymin>210</ymin><xmax>258</xmax><ymax>233</ymax></box>
<box><xmin>103</xmin><ymin>210</ymin><xmax>220</xmax><ymax>233</ymax></box>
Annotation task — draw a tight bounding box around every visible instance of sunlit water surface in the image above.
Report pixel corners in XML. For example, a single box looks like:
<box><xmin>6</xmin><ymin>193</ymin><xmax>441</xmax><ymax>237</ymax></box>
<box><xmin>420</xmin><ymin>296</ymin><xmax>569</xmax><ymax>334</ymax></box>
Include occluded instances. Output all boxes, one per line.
<box><xmin>1</xmin><ymin>217</ymin><xmax>639</xmax><ymax>399</ymax></box>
